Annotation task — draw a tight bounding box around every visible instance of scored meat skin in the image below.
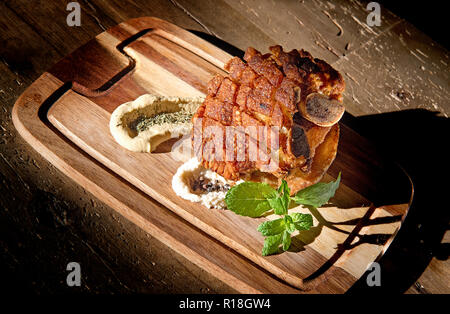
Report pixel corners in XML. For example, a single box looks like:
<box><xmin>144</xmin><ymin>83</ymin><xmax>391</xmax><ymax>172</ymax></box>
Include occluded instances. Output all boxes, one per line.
<box><xmin>192</xmin><ymin>45</ymin><xmax>345</xmax><ymax>188</ymax></box>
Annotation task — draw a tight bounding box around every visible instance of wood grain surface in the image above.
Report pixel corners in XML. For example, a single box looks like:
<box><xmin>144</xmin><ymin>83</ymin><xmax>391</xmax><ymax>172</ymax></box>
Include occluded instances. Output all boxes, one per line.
<box><xmin>14</xmin><ymin>17</ymin><xmax>411</xmax><ymax>292</ymax></box>
<box><xmin>1</xmin><ymin>0</ymin><xmax>448</xmax><ymax>294</ymax></box>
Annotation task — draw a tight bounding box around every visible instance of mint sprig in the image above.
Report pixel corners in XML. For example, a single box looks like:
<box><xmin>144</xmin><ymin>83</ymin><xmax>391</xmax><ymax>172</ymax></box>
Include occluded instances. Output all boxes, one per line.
<box><xmin>290</xmin><ymin>212</ymin><xmax>314</xmax><ymax>231</ymax></box>
<box><xmin>257</xmin><ymin>218</ymin><xmax>285</xmax><ymax>236</ymax></box>
<box><xmin>292</xmin><ymin>173</ymin><xmax>341</xmax><ymax>208</ymax></box>
<box><xmin>262</xmin><ymin>233</ymin><xmax>283</xmax><ymax>256</ymax></box>
<box><xmin>224</xmin><ymin>182</ymin><xmax>277</xmax><ymax>217</ymax></box>
<box><xmin>267</xmin><ymin>180</ymin><xmax>290</xmax><ymax>215</ymax></box>
<box><xmin>225</xmin><ymin>173</ymin><xmax>341</xmax><ymax>256</ymax></box>
<box><xmin>258</xmin><ymin>213</ymin><xmax>313</xmax><ymax>256</ymax></box>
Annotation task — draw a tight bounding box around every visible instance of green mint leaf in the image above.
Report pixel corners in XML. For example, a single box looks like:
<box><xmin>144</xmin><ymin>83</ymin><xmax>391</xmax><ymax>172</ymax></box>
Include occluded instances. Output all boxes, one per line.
<box><xmin>267</xmin><ymin>180</ymin><xmax>291</xmax><ymax>215</ymax></box>
<box><xmin>282</xmin><ymin>230</ymin><xmax>292</xmax><ymax>251</ymax></box>
<box><xmin>257</xmin><ymin>218</ymin><xmax>286</xmax><ymax>236</ymax></box>
<box><xmin>290</xmin><ymin>212</ymin><xmax>313</xmax><ymax>231</ymax></box>
<box><xmin>292</xmin><ymin>172</ymin><xmax>341</xmax><ymax>208</ymax></box>
<box><xmin>262</xmin><ymin>233</ymin><xmax>283</xmax><ymax>256</ymax></box>
<box><xmin>225</xmin><ymin>182</ymin><xmax>277</xmax><ymax>217</ymax></box>
<box><xmin>283</xmin><ymin>215</ymin><xmax>296</xmax><ymax>233</ymax></box>
<box><xmin>278</xmin><ymin>180</ymin><xmax>291</xmax><ymax>212</ymax></box>
<box><xmin>267</xmin><ymin>197</ymin><xmax>286</xmax><ymax>215</ymax></box>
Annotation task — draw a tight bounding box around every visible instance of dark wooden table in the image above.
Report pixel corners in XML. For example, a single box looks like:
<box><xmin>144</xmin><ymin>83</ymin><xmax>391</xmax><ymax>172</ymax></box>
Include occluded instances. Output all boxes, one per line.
<box><xmin>0</xmin><ymin>0</ymin><xmax>448</xmax><ymax>294</ymax></box>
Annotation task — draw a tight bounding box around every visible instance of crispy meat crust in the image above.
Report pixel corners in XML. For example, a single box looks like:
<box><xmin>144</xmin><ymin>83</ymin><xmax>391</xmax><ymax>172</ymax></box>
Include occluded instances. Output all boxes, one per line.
<box><xmin>193</xmin><ymin>45</ymin><xmax>345</xmax><ymax>192</ymax></box>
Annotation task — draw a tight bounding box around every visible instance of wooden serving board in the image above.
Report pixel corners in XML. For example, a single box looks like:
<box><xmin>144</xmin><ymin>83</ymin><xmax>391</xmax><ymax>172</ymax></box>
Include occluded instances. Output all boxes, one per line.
<box><xmin>13</xmin><ymin>17</ymin><xmax>413</xmax><ymax>293</ymax></box>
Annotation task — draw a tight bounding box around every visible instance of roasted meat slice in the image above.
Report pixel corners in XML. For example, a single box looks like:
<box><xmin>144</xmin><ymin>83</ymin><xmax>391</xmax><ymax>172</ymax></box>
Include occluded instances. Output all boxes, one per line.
<box><xmin>193</xmin><ymin>46</ymin><xmax>345</xmax><ymax>193</ymax></box>
<box><xmin>301</xmin><ymin>92</ymin><xmax>345</xmax><ymax>127</ymax></box>
<box><xmin>269</xmin><ymin>45</ymin><xmax>345</xmax><ymax>100</ymax></box>
<box><xmin>292</xmin><ymin>113</ymin><xmax>331</xmax><ymax>170</ymax></box>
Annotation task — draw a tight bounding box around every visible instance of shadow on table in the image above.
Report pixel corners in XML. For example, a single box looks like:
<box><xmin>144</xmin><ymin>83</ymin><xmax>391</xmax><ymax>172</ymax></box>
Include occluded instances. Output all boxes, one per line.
<box><xmin>189</xmin><ymin>30</ymin><xmax>450</xmax><ymax>293</ymax></box>
<box><xmin>342</xmin><ymin>109</ymin><xmax>449</xmax><ymax>294</ymax></box>
<box><xmin>189</xmin><ymin>30</ymin><xmax>244</xmax><ymax>59</ymax></box>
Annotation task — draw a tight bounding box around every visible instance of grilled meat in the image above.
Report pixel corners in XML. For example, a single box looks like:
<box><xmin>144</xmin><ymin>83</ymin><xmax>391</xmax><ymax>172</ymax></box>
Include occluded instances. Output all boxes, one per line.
<box><xmin>192</xmin><ymin>45</ymin><xmax>345</xmax><ymax>192</ymax></box>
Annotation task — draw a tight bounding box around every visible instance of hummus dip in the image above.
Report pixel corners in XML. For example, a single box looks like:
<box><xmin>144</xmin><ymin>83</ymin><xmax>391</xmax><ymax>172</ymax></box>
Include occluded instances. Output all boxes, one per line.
<box><xmin>172</xmin><ymin>158</ymin><xmax>243</xmax><ymax>209</ymax></box>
